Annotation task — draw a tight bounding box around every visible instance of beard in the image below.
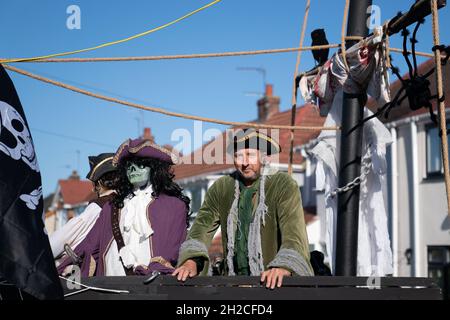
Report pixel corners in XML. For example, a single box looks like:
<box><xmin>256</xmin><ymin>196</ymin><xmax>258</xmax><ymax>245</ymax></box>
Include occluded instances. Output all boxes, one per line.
<box><xmin>238</xmin><ymin>168</ymin><xmax>260</xmax><ymax>184</ymax></box>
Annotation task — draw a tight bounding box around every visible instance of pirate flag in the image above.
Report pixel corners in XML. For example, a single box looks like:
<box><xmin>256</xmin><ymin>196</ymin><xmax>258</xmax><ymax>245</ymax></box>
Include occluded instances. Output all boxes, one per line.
<box><xmin>0</xmin><ymin>64</ymin><xmax>63</xmax><ymax>300</ymax></box>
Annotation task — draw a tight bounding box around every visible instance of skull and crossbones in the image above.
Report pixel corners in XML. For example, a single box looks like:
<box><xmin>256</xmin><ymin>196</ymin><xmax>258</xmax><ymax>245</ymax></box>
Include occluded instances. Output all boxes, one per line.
<box><xmin>0</xmin><ymin>100</ymin><xmax>39</xmax><ymax>172</ymax></box>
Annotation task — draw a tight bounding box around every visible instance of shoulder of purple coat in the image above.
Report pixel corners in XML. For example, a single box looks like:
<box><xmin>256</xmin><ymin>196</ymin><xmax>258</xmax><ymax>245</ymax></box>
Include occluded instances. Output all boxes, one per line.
<box><xmin>98</xmin><ymin>201</ymin><xmax>114</xmax><ymax>221</ymax></box>
<box><xmin>156</xmin><ymin>194</ymin><xmax>187</xmax><ymax>210</ymax></box>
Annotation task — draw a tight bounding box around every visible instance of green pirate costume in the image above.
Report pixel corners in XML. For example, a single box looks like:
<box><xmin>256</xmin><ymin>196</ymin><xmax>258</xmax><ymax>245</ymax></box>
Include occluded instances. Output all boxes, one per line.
<box><xmin>177</xmin><ymin>129</ymin><xmax>313</xmax><ymax>276</ymax></box>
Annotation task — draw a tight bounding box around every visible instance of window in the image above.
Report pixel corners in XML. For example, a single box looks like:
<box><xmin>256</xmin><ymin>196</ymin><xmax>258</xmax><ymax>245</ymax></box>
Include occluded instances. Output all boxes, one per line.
<box><xmin>426</xmin><ymin>124</ymin><xmax>450</xmax><ymax>177</ymax></box>
<box><xmin>427</xmin><ymin>246</ymin><xmax>450</xmax><ymax>289</ymax></box>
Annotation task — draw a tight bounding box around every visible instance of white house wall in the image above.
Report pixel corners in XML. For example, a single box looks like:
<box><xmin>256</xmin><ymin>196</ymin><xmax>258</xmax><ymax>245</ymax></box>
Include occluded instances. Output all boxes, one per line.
<box><xmin>417</xmin><ymin>123</ymin><xmax>450</xmax><ymax>277</ymax></box>
<box><xmin>390</xmin><ymin>120</ymin><xmax>450</xmax><ymax>277</ymax></box>
<box><xmin>419</xmin><ymin>179</ymin><xmax>450</xmax><ymax>265</ymax></box>
<box><xmin>394</xmin><ymin>124</ymin><xmax>414</xmax><ymax>276</ymax></box>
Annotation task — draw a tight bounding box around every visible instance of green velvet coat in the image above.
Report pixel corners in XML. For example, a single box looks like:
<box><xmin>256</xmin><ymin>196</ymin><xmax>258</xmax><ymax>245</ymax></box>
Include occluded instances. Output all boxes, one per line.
<box><xmin>178</xmin><ymin>171</ymin><xmax>313</xmax><ymax>276</ymax></box>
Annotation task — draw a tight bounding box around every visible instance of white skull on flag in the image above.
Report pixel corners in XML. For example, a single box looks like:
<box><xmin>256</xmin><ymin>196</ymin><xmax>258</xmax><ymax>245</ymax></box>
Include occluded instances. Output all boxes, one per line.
<box><xmin>20</xmin><ymin>186</ymin><xmax>43</xmax><ymax>210</ymax></box>
<box><xmin>0</xmin><ymin>100</ymin><xmax>39</xmax><ymax>172</ymax></box>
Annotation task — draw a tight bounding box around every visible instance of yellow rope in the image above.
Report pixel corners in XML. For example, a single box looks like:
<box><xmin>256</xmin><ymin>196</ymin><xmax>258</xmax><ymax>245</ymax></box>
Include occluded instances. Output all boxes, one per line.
<box><xmin>288</xmin><ymin>0</ymin><xmax>311</xmax><ymax>175</ymax></box>
<box><xmin>0</xmin><ymin>45</ymin><xmax>340</xmax><ymax>63</ymax></box>
<box><xmin>2</xmin><ymin>64</ymin><xmax>340</xmax><ymax>132</ymax></box>
<box><xmin>431</xmin><ymin>0</ymin><xmax>450</xmax><ymax>217</ymax></box>
<box><xmin>0</xmin><ymin>0</ymin><xmax>222</xmax><ymax>64</ymax></box>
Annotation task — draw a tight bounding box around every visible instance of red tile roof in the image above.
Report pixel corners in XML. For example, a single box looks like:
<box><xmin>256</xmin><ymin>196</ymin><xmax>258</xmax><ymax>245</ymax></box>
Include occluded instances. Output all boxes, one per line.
<box><xmin>58</xmin><ymin>179</ymin><xmax>96</xmax><ymax>206</ymax></box>
<box><xmin>174</xmin><ymin>103</ymin><xmax>325</xmax><ymax>180</ymax></box>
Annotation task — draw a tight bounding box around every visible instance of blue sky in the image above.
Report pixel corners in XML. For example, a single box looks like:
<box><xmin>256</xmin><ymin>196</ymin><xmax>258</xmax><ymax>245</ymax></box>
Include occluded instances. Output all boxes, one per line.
<box><xmin>0</xmin><ymin>0</ymin><xmax>448</xmax><ymax>196</ymax></box>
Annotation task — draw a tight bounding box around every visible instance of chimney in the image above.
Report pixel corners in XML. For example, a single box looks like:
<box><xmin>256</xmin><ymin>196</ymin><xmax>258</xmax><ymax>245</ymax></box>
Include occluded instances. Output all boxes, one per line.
<box><xmin>257</xmin><ymin>84</ymin><xmax>280</xmax><ymax>122</ymax></box>
<box><xmin>68</xmin><ymin>170</ymin><xmax>80</xmax><ymax>180</ymax></box>
<box><xmin>142</xmin><ymin>127</ymin><xmax>155</xmax><ymax>142</ymax></box>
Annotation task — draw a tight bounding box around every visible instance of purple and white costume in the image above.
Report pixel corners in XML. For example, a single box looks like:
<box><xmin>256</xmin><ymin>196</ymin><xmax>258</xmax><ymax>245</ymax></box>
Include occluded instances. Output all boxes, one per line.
<box><xmin>57</xmin><ymin>139</ymin><xmax>187</xmax><ymax>276</ymax></box>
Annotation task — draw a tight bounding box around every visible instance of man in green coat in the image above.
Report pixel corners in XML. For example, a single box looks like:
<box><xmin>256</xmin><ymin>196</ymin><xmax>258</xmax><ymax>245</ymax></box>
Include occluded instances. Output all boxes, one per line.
<box><xmin>173</xmin><ymin>129</ymin><xmax>313</xmax><ymax>289</ymax></box>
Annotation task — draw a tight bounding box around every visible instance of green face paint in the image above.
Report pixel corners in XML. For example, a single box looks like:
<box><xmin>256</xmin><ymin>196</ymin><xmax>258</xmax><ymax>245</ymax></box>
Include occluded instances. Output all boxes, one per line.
<box><xmin>126</xmin><ymin>162</ymin><xmax>151</xmax><ymax>188</ymax></box>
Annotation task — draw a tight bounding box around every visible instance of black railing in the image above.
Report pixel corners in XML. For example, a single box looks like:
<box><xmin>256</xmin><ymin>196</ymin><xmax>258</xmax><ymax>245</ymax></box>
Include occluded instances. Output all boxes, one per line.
<box><xmin>55</xmin><ymin>276</ymin><xmax>442</xmax><ymax>300</ymax></box>
<box><xmin>443</xmin><ymin>263</ymin><xmax>450</xmax><ymax>300</ymax></box>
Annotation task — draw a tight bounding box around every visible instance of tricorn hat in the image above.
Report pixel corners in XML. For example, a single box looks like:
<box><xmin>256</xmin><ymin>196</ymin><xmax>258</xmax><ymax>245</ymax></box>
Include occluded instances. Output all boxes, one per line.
<box><xmin>226</xmin><ymin>128</ymin><xmax>281</xmax><ymax>156</ymax></box>
<box><xmin>86</xmin><ymin>153</ymin><xmax>117</xmax><ymax>182</ymax></box>
<box><xmin>112</xmin><ymin>138</ymin><xmax>179</xmax><ymax>166</ymax></box>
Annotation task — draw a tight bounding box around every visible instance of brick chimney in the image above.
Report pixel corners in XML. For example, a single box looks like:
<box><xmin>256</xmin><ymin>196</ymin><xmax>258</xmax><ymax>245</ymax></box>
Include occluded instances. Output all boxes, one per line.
<box><xmin>142</xmin><ymin>127</ymin><xmax>155</xmax><ymax>142</ymax></box>
<box><xmin>68</xmin><ymin>170</ymin><xmax>80</xmax><ymax>180</ymax></box>
<box><xmin>257</xmin><ymin>84</ymin><xmax>280</xmax><ymax>122</ymax></box>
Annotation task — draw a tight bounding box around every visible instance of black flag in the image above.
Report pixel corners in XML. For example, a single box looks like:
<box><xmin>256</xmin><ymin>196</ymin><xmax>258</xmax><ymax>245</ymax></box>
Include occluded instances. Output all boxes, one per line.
<box><xmin>0</xmin><ymin>64</ymin><xmax>63</xmax><ymax>300</ymax></box>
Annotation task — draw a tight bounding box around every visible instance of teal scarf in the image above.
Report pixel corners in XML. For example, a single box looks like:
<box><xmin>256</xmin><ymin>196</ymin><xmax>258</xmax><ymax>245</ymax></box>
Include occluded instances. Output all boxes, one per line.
<box><xmin>234</xmin><ymin>178</ymin><xmax>260</xmax><ymax>275</ymax></box>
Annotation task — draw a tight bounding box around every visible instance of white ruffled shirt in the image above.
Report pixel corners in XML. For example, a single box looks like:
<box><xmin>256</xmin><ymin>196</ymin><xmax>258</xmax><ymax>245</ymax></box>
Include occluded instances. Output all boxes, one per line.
<box><xmin>105</xmin><ymin>184</ymin><xmax>154</xmax><ymax>276</ymax></box>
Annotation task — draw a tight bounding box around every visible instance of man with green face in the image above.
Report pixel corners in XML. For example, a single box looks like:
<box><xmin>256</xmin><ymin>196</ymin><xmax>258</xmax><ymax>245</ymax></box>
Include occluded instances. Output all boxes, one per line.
<box><xmin>173</xmin><ymin>129</ymin><xmax>313</xmax><ymax>289</ymax></box>
<box><xmin>126</xmin><ymin>162</ymin><xmax>151</xmax><ymax>189</ymax></box>
<box><xmin>57</xmin><ymin>138</ymin><xmax>190</xmax><ymax>277</ymax></box>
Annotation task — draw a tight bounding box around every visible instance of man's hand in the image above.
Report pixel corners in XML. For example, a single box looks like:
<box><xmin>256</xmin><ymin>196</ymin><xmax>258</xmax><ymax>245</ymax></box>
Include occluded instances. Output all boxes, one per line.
<box><xmin>171</xmin><ymin>259</ymin><xmax>198</xmax><ymax>281</ymax></box>
<box><xmin>260</xmin><ymin>268</ymin><xmax>291</xmax><ymax>289</ymax></box>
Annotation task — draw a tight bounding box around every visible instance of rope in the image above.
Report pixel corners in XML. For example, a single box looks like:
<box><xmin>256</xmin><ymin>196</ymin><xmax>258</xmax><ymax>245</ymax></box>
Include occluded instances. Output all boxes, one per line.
<box><xmin>340</xmin><ymin>0</ymin><xmax>351</xmax><ymax>71</ymax></box>
<box><xmin>389</xmin><ymin>47</ymin><xmax>434</xmax><ymax>58</ymax></box>
<box><xmin>0</xmin><ymin>46</ymin><xmax>435</xmax><ymax>65</ymax></box>
<box><xmin>384</xmin><ymin>21</ymin><xmax>392</xmax><ymax>68</ymax></box>
<box><xmin>345</xmin><ymin>36</ymin><xmax>364</xmax><ymax>41</ymax></box>
<box><xmin>288</xmin><ymin>0</ymin><xmax>311</xmax><ymax>175</ymax></box>
<box><xmin>0</xmin><ymin>0</ymin><xmax>222</xmax><ymax>64</ymax></box>
<box><xmin>2</xmin><ymin>64</ymin><xmax>340</xmax><ymax>132</ymax></box>
<box><xmin>431</xmin><ymin>0</ymin><xmax>450</xmax><ymax>217</ymax></box>
<box><xmin>0</xmin><ymin>45</ymin><xmax>340</xmax><ymax>63</ymax></box>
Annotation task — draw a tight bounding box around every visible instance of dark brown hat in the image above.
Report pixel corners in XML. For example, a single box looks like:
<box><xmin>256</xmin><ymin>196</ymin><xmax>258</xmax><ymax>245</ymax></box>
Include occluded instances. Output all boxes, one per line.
<box><xmin>226</xmin><ymin>128</ymin><xmax>281</xmax><ymax>156</ymax></box>
<box><xmin>86</xmin><ymin>153</ymin><xmax>117</xmax><ymax>182</ymax></box>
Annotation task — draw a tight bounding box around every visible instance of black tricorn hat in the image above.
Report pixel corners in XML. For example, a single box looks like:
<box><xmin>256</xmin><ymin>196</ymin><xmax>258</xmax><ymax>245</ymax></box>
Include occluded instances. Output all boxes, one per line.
<box><xmin>226</xmin><ymin>128</ymin><xmax>281</xmax><ymax>156</ymax></box>
<box><xmin>86</xmin><ymin>153</ymin><xmax>117</xmax><ymax>182</ymax></box>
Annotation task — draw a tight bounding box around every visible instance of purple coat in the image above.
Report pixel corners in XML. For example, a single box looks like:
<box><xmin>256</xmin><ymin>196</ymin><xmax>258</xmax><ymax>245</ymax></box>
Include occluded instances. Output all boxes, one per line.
<box><xmin>57</xmin><ymin>194</ymin><xmax>187</xmax><ymax>276</ymax></box>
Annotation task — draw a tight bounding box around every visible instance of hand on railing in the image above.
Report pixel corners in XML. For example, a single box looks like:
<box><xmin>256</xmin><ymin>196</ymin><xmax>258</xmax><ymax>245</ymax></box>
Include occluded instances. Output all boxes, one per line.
<box><xmin>261</xmin><ymin>268</ymin><xmax>292</xmax><ymax>290</ymax></box>
<box><xmin>172</xmin><ymin>259</ymin><xmax>198</xmax><ymax>282</ymax></box>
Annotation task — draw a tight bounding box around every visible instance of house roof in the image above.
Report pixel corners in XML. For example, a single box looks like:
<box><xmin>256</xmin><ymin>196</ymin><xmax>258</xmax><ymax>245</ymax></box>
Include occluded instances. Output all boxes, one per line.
<box><xmin>174</xmin><ymin>103</ymin><xmax>325</xmax><ymax>180</ymax></box>
<box><xmin>58</xmin><ymin>179</ymin><xmax>96</xmax><ymax>206</ymax></box>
